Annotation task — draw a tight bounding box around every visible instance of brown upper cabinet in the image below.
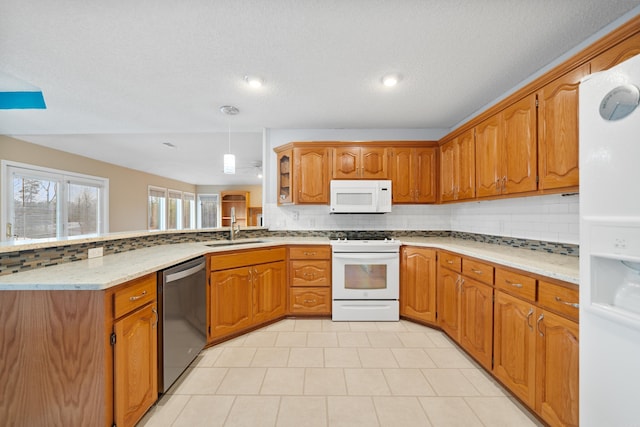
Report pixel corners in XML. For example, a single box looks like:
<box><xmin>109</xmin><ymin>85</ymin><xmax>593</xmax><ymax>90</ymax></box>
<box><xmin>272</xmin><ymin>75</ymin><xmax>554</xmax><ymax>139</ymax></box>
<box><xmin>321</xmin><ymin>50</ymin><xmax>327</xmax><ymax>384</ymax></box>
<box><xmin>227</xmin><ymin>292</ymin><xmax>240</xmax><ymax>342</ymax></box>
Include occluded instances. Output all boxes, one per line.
<box><xmin>439</xmin><ymin>129</ymin><xmax>475</xmax><ymax>202</ymax></box>
<box><xmin>590</xmin><ymin>31</ymin><xmax>640</xmax><ymax>73</ymax></box>
<box><xmin>275</xmin><ymin>141</ymin><xmax>437</xmax><ymax>205</ymax></box>
<box><xmin>389</xmin><ymin>147</ymin><xmax>437</xmax><ymax>203</ymax></box>
<box><xmin>333</xmin><ymin>146</ymin><xmax>388</xmax><ymax>179</ymax></box>
<box><xmin>475</xmin><ymin>94</ymin><xmax>537</xmax><ymax>197</ymax></box>
<box><xmin>537</xmin><ymin>64</ymin><xmax>589</xmax><ymax>190</ymax></box>
<box><xmin>275</xmin><ymin>145</ymin><xmax>330</xmax><ymax>205</ymax></box>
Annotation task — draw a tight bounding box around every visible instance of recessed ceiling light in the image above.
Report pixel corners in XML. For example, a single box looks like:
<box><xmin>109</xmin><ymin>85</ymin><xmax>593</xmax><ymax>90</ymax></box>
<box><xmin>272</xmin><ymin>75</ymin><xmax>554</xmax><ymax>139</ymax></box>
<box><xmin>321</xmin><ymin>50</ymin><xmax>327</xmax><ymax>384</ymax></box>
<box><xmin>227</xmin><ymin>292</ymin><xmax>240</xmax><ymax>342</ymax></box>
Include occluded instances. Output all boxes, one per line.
<box><xmin>382</xmin><ymin>73</ymin><xmax>402</xmax><ymax>87</ymax></box>
<box><xmin>244</xmin><ymin>75</ymin><xmax>264</xmax><ymax>88</ymax></box>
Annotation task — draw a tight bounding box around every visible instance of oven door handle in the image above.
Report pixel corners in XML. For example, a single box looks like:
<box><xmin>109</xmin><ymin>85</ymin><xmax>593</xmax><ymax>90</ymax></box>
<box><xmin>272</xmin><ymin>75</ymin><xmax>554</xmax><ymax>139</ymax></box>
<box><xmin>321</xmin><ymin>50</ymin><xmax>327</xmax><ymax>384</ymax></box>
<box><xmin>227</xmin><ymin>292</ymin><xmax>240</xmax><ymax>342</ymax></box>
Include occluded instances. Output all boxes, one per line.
<box><xmin>332</xmin><ymin>252</ymin><xmax>399</xmax><ymax>260</ymax></box>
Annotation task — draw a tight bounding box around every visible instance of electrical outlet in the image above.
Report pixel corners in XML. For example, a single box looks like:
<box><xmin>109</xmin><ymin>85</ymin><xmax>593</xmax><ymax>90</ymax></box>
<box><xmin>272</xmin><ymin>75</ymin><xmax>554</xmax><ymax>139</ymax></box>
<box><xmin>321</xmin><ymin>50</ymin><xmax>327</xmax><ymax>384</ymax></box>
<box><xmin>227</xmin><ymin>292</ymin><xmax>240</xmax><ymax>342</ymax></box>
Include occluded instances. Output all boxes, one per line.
<box><xmin>88</xmin><ymin>247</ymin><xmax>104</xmax><ymax>259</ymax></box>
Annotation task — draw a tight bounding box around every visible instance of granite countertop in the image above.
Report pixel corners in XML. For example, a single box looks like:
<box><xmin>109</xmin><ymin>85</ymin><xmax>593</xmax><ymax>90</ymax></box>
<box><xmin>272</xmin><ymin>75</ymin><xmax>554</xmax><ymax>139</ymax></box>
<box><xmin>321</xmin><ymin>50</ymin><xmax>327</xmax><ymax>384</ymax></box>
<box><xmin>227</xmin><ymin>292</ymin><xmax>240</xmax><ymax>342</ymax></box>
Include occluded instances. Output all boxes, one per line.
<box><xmin>0</xmin><ymin>236</ymin><xmax>579</xmax><ymax>290</ymax></box>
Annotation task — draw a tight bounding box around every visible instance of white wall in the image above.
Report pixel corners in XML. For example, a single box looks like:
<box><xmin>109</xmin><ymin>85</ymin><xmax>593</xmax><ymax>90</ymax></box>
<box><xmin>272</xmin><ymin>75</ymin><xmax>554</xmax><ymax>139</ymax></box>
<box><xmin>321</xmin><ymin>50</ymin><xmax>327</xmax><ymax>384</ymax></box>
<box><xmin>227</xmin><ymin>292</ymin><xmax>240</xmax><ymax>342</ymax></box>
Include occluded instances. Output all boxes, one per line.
<box><xmin>263</xmin><ymin>130</ymin><xmax>580</xmax><ymax>244</ymax></box>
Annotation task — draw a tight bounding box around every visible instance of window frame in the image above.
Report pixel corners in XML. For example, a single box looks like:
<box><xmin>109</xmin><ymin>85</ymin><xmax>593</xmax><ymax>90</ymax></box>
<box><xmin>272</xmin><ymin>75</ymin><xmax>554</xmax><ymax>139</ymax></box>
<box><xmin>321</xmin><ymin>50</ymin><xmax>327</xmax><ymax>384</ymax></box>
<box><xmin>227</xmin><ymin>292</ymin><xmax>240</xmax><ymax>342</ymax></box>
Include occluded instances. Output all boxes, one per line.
<box><xmin>182</xmin><ymin>192</ymin><xmax>196</xmax><ymax>230</ymax></box>
<box><xmin>197</xmin><ymin>193</ymin><xmax>220</xmax><ymax>229</ymax></box>
<box><xmin>148</xmin><ymin>186</ymin><xmax>168</xmax><ymax>231</ymax></box>
<box><xmin>1</xmin><ymin>160</ymin><xmax>109</xmax><ymax>241</ymax></box>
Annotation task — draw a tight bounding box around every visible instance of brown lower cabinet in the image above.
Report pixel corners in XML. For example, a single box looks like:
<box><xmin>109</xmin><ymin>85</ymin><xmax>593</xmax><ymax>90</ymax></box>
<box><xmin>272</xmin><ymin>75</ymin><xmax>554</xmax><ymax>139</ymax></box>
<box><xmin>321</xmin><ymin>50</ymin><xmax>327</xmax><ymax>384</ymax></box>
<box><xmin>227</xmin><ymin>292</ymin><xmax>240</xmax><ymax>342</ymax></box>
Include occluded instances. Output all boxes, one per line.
<box><xmin>288</xmin><ymin>245</ymin><xmax>332</xmax><ymax>315</ymax></box>
<box><xmin>208</xmin><ymin>247</ymin><xmax>287</xmax><ymax>341</ymax></box>
<box><xmin>400</xmin><ymin>246</ymin><xmax>437</xmax><ymax>324</ymax></box>
<box><xmin>459</xmin><ymin>276</ymin><xmax>493</xmax><ymax>371</ymax></box>
<box><xmin>0</xmin><ymin>273</ymin><xmax>158</xmax><ymax>427</ymax></box>
<box><xmin>430</xmin><ymin>250</ymin><xmax>579</xmax><ymax>427</ymax></box>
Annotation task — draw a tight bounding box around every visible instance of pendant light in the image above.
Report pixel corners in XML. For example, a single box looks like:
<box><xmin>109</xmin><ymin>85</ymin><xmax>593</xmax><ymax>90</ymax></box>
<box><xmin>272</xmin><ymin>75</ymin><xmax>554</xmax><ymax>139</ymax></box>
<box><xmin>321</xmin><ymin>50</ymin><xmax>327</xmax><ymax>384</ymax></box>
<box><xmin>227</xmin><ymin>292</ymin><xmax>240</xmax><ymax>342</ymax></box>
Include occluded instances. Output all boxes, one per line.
<box><xmin>220</xmin><ymin>105</ymin><xmax>239</xmax><ymax>174</ymax></box>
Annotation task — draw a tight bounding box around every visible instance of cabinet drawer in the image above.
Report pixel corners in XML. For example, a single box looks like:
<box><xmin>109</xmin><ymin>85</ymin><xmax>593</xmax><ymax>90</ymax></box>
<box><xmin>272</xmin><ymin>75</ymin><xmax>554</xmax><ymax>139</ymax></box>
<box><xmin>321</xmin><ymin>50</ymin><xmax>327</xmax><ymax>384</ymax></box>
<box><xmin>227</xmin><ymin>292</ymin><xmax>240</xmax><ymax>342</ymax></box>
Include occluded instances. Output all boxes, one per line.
<box><xmin>495</xmin><ymin>268</ymin><xmax>536</xmax><ymax>302</ymax></box>
<box><xmin>291</xmin><ymin>260</ymin><xmax>331</xmax><ymax>287</ymax></box>
<box><xmin>289</xmin><ymin>246</ymin><xmax>331</xmax><ymax>260</ymax></box>
<box><xmin>463</xmin><ymin>258</ymin><xmax>494</xmax><ymax>285</ymax></box>
<box><xmin>439</xmin><ymin>252</ymin><xmax>462</xmax><ymax>272</ymax></box>
<box><xmin>289</xmin><ymin>288</ymin><xmax>331</xmax><ymax>314</ymax></box>
<box><xmin>211</xmin><ymin>247</ymin><xmax>286</xmax><ymax>271</ymax></box>
<box><xmin>114</xmin><ymin>273</ymin><xmax>157</xmax><ymax>319</ymax></box>
<box><xmin>538</xmin><ymin>280</ymin><xmax>579</xmax><ymax>321</ymax></box>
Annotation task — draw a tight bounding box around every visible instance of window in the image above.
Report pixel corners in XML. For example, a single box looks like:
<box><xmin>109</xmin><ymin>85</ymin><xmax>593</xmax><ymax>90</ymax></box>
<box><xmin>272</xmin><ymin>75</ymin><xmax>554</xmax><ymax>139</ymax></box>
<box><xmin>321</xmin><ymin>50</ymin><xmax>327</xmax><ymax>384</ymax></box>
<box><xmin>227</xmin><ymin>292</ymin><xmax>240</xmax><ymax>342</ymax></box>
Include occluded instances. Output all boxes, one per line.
<box><xmin>183</xmin><ymin>192</ymin><xmax>195</xmax><ymax>229</ymax></box>
<box><xmin>148</xmin><ymin>186</ymin><xmax>167</xmax><ymax>231</ymax></box>
<box><xmin>2</xmin><ymin>161</ymin><xmax>108</xmax><ymax>241</ymax></box>
<box><xmin>167</xmin><ymin>190</ymin><xmax>182</xmax><ymax>230</ymax></box>
<box><xmin>197</xmin><ymin>194</ymin><xmax>219</xmax><ymax>228</ymax></box>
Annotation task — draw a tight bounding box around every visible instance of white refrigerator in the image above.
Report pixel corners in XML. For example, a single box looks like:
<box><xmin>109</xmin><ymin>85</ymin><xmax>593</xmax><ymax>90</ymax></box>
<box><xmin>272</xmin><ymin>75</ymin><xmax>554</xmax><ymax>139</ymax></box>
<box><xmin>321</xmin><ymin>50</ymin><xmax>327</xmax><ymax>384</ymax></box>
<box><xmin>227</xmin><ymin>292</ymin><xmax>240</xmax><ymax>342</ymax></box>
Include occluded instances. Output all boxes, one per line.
<box><xmin>579</xmin><ymin>53</ymin><xmax>640</xmax><ymax>426</ymax></box>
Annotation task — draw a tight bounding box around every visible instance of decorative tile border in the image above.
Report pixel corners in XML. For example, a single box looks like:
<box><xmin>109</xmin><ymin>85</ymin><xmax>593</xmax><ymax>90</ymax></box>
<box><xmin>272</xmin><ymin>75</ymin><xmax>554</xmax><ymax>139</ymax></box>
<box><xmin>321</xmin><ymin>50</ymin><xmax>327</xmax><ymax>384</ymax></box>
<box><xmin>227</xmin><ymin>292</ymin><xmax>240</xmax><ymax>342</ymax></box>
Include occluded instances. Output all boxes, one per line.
<box><xmin>0</xmin><ymin>229</ymin><xmax>578</xmax><ymax>276</ymax></box>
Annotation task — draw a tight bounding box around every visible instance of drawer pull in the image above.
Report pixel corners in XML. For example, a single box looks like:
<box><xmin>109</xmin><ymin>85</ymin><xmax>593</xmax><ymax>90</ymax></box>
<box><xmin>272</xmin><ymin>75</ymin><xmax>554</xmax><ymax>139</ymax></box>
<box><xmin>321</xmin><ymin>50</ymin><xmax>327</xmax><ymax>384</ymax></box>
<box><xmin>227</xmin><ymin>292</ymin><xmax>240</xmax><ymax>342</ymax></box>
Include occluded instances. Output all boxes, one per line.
<box><xmin>303</xmin><ymin>299</ymin><xmax>317</xmax><ymax>304</ymax></box>
<box><xmin>554</xmin><ymin>296</ymin><xmax>579</xmax><ymax>309</ymax></box>
<box><xmin>505</xmin><ymin>280</ymin><xmax>523</xmax><ymax>288</ymax></box>
<box><xmin>446</xmin><ymin>260</ymin><xmax>454</xmax><ymax>264</ymax></box>
<box><xmin>303</xmin><ymin>252</ymin><xmax>316</xmax><ymax>256</ymax></box>
<box><xmin>129</xmin><ymin>290</ymin><xmax>147</xmax><ymax>301</ymax></box>
<box><xmin>472</xmin><ymin>269</ymin><xmax>483</xmax><ymax>274</ymax></box>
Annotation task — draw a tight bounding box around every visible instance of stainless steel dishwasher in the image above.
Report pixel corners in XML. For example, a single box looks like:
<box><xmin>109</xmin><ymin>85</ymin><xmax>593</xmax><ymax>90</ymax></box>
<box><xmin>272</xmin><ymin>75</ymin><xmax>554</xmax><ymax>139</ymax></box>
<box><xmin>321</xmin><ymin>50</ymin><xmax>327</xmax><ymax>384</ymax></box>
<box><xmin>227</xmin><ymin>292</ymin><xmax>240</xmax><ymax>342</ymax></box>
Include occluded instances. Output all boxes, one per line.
<box><xmin>158</xmin><ymin>256</ymin><xmax>207</xmax><ymax>393</ymax></box>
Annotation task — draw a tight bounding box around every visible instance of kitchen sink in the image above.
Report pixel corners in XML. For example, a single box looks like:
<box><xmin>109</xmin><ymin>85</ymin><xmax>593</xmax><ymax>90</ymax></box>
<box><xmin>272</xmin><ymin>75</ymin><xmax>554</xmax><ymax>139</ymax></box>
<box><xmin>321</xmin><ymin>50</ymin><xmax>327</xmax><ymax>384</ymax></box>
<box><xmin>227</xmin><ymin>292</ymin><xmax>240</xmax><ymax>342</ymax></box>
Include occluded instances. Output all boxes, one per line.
<box><xmin>206</xmin><ymin>239</ymin><xmax>267</xmax><ymax>247</ymax></box>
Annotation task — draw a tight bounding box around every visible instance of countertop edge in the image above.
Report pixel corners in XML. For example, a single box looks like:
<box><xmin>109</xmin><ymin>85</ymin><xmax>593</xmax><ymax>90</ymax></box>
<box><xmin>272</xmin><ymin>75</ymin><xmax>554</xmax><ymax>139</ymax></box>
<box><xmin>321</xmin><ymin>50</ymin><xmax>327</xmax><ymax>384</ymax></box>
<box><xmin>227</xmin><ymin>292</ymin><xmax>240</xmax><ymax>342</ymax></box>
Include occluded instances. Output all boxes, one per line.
<box><xmin>0</xmin><ymin>238</ymin><xmax>579</xmax><ymax>290</ymax></box>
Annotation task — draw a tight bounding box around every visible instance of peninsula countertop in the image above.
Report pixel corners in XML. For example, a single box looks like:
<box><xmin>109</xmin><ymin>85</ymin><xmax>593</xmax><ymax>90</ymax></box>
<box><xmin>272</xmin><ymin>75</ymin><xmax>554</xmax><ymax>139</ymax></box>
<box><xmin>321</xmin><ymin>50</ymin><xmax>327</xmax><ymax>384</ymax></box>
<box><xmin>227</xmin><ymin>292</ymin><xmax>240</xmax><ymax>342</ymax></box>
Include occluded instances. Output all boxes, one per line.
<box><xmin>0</xmin><ymin>236</ymin><xmax>579</xmax><ymax>290</ymax></box>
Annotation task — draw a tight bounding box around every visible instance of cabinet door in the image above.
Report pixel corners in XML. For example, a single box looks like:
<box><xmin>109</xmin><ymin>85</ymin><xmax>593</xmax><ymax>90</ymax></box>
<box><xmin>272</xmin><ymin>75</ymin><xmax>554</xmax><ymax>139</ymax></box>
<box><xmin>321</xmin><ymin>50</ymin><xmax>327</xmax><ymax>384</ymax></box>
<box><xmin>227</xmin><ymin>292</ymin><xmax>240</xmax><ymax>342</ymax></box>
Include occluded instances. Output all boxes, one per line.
<box><xmin>456</xmin><ymin>129</ymin><xmax>476</xmax><ymax>200</ymax></box>
<box><xmin>114</xmin><ymin>303</ymin><xmax>158</xmax><ymax>427</ymax></box>
<box><xmin>414</xmin><ymin>147</ymin><xmax>437</xmax><ymax>203</ymax></box>
<box><xmin>295</xmin><ymin>147</ymin><xmax>330</xmax><ymax>203</ymax></box>
<box><xmin>390</xmin><ymin>148</ymin><xmax>413</xmax><ymax>203</ymax></box>
<box><xmin>459</xmin><ymin>277</ymin><xmax>493</xmax><ymax>370</ymax></box>
<box><xmin>437</xmin><ymin>267</ymin><xmax>461</xmax><ymax>340</ymax></box>
<box><xmin>537</xmin><ymin>64</ymin><xmax>589</xmax><ymax>190</ymax></box>
<box><xmin>503</xmin><ymin>95</ymin><xmax>537</xmax><ymax>194</ymax></box>
<box><xmin>590</xmin><ymin>32</ymin><xmax>640</xmax><ymax>72</ymax></box>
<box><xmin>439</xmin><ymin>140</ymin><xmax>456</xmax><ymax>202</ymax></box>
<box><xmin>493</xmin><ymin>291</ymin><xmax>537</xmax><ymax>407</ymax></box>
<box><xmin>277</xmin><ymin>149</ymin><xmax>293</xmax><ymax>204</ymax></box>
<box><xmin>475</xmin><ymin>115</ymin><xmax>501</xmax><ymax>197</ymax></box>
<box><xmin>210</xmin><ymin>266</ymin><xmax>253</xmax><ymax>338</ymax></box>
<box><xmin>333</xmin><ymin>147</ymin><xmax>360</xmax><ymax>179</ymax></box>
<box><xmin>536</xmin><ymin>310</ymin><xmax>579</xmax><ymax>427</ymax></box>
<box><xmin>360</xmin><ymin>147</ymin><xmax>388</xmax><ymax>179</ymax></box>
<box><xmin>400</xmin><ymin>247</ymin><xmax>437</xmax><ymax>323</ymax></box>
<box><xmin>252</xmin><ymin>261</ymin><xmax>286</xmax><ymax>324</ymax></box>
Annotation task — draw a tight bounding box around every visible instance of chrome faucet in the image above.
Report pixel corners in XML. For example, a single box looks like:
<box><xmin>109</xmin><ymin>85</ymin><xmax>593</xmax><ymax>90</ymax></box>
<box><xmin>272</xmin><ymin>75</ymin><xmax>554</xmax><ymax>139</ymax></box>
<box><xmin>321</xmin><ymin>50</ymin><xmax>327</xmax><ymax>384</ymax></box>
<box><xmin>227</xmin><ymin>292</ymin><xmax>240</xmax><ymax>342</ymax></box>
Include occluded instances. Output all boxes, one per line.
<box><xmin>229</xmin><ymin>207</ymin><xmax>240</xmax><ymax>241</ymax></box>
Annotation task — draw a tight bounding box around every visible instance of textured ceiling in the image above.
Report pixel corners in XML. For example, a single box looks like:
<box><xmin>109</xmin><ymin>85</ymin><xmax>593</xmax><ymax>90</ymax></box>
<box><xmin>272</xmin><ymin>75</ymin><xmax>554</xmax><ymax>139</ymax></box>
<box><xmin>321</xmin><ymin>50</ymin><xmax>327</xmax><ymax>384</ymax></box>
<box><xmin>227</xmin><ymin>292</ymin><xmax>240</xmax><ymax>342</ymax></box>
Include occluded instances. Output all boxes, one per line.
<box><xmin>1</xmin><ymin>0</ymin><xmax>639</xmax><ymax>185</ymax></box>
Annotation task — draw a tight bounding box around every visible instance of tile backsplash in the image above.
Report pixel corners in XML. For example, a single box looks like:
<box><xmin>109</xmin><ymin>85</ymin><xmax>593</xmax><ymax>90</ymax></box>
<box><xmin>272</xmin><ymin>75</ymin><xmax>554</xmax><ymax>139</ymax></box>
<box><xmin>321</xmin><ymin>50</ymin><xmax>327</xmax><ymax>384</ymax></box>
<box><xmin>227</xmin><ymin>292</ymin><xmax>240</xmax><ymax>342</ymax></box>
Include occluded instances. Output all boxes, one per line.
<box><xmin>267</xmin><ymin>193</ymin><xmax>580</xmax><ymax>244</ymax></box>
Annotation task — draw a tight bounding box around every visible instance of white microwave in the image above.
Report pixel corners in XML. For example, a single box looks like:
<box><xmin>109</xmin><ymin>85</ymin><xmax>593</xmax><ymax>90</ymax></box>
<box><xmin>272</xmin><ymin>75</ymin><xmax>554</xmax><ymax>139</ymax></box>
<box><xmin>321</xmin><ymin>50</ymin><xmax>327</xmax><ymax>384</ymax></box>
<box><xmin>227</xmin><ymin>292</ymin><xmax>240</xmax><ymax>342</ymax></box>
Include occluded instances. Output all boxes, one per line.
<box><xmin>330</xmin><ymin>180</ymin><xmax>392</xmax><ymax>213</ymax></box>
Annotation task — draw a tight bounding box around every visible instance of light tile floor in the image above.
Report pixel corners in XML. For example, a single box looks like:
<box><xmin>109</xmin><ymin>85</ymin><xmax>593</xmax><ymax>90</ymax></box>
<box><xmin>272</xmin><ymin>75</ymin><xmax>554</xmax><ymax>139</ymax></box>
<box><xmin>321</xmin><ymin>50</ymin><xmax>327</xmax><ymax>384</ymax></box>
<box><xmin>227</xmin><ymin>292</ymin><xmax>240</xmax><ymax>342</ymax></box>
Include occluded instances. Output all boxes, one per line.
<box><xmin>139</xmin><ymin>319</ymin><xmax>542</xmax><ymax>427</ymax></box>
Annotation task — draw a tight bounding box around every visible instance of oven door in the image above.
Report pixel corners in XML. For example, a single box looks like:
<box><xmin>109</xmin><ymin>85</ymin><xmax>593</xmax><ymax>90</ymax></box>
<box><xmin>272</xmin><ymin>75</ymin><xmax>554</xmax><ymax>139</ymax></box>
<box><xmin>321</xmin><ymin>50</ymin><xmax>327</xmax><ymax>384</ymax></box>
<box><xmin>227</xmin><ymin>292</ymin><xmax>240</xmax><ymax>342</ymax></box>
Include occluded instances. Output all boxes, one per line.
<box><xmin>332</xmin><ymin>252</ymin><xmax>399</xmax><ymax>300</ymax></box>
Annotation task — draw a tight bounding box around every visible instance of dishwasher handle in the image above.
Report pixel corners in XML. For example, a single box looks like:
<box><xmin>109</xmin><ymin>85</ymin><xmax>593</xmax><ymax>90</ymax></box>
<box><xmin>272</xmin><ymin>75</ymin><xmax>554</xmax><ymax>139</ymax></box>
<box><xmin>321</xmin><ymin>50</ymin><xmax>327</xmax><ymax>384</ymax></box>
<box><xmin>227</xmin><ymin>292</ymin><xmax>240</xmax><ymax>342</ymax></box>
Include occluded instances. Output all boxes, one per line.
<box><xmin>165</xmin><ymin>260</ymin><xmax>205</xmax><ymax>283</ymax></box>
